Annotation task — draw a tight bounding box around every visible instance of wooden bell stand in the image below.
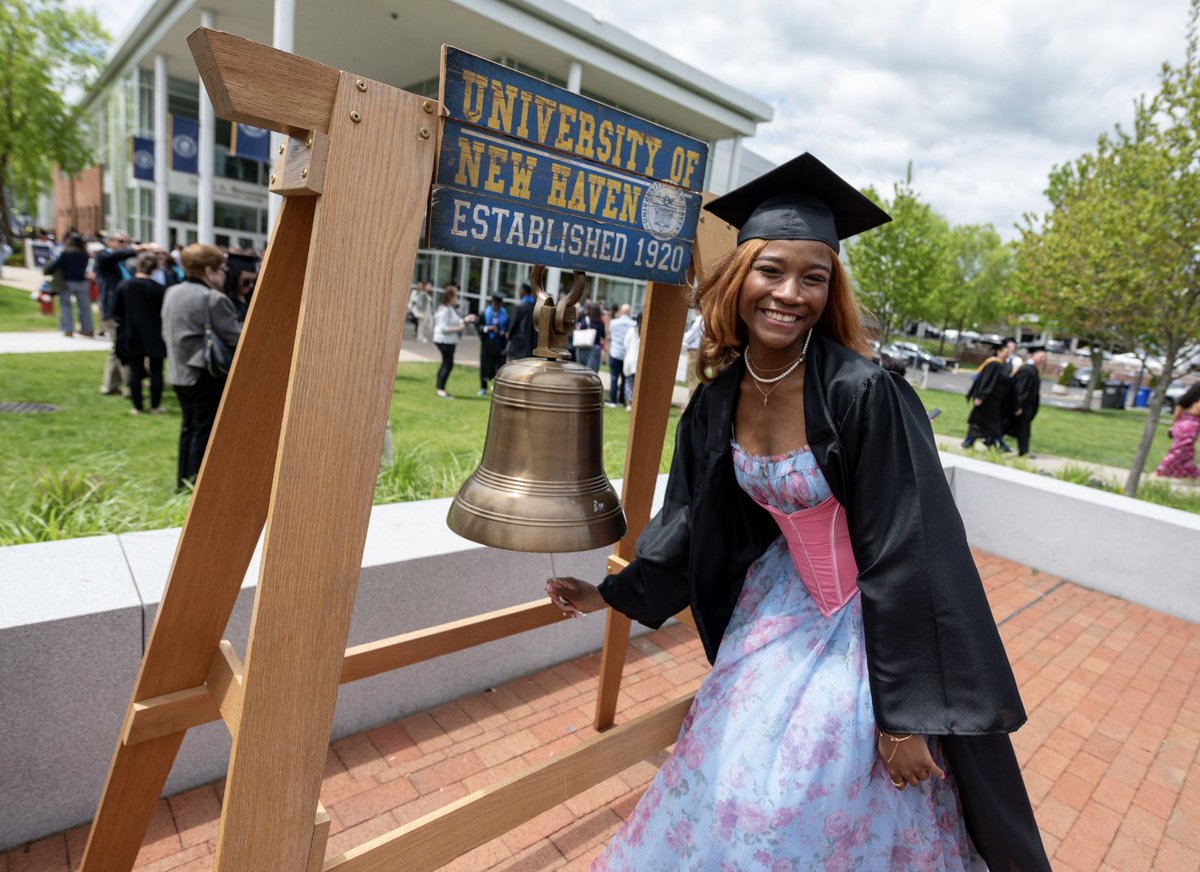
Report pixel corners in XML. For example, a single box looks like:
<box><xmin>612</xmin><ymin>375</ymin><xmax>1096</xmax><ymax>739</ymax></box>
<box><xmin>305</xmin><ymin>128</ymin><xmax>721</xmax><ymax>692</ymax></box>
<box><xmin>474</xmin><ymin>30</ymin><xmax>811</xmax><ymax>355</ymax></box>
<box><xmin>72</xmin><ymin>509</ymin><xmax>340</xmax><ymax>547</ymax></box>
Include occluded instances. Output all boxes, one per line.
<box><xmin>79</xmin><ymin>29</ymin><xmax>737</xmax><ymax>872</ymax></box>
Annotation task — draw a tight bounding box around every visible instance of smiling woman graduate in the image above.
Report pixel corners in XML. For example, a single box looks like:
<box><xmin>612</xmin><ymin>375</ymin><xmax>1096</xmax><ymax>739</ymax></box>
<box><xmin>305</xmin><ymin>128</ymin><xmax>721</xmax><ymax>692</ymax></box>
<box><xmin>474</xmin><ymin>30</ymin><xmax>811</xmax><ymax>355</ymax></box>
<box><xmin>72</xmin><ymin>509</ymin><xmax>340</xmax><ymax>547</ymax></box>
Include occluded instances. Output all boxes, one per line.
<box><xmin>547</xmin><ymin>154</ymin><xmax>1050</xmax><ymax>870</ymax></box>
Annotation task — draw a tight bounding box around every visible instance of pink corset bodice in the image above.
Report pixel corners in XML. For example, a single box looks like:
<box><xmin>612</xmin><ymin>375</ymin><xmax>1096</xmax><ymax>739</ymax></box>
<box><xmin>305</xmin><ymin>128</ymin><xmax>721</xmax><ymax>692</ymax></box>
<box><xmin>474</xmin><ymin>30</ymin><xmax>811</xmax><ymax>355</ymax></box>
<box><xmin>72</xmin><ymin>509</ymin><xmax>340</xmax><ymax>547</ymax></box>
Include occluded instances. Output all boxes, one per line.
<box><xmin>732</xmin><ymin>440</ymin><xmax>860</xmax><ymax>617</ymax></box>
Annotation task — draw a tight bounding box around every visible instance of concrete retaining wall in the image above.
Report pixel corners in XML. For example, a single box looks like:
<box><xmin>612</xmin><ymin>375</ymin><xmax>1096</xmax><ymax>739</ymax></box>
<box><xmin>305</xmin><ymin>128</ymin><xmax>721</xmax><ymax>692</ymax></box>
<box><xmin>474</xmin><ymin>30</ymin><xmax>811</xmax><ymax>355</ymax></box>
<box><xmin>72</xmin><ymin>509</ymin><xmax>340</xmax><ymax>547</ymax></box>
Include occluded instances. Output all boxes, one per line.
<box><xmin>2</xmin><ymin>460</ymin><xmax>1197</xmax><ymax>848</ymax></box>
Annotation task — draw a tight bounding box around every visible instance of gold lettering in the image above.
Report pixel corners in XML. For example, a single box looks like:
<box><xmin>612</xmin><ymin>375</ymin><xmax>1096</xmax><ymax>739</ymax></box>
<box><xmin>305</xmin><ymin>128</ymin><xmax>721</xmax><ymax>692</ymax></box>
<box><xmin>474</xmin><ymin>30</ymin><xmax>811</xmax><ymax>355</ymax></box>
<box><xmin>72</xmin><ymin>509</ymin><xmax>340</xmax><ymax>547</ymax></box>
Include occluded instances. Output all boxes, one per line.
<box><xmin>642</xmin><ymin>136</ymin><xmax>663</xmax><ymax>176</ymax></box>
<box><xmin>567</xmin><ymin>169</ymin><xmax>587</xmax><ymax>212</ymax></box>
<box><xmin>624</xmin><ymin>130</ymin><xmax>645</xmax><ymax>171</ymax></box>
<box><xmin>597</xmin><ymin>120</ymin><xmax>614</xmax><ymax>163</ymax></box>
<box><xmin>461</xmin><ymin>71</ymin><xmax>487</xmax><ymax>123</ymax></box>
<box><xmin>576</xmin><ymin>111</ymin><xmax>596</xmax><ymax>159</ymax></box>
<box><xmin>682</xmin><ymin>149</ymin><xmax>701</xmax><ymax>188</ymax></box>
<box><xmin>484</xmin><ymin>145</ymin><xmax>508</xmax><ymax>194</ymax></box>
<box><xmin>454</xmin><ymin>137</ymin><xmax>485</xmax><ymax>188</ymax></box>
<box><xmin>509</xmin><ymin>153</ymin><xmax>537</xmax><ymax>200</ymax></box>
<box><xmin>487</xmin><ymin>81</ymin><xmax>519</xmax><ymax>134</ymax></box>
<box><xmin>611</xmin><ymin>125</ymin><xmax>626</xmax><ymax>169</ymax></box>
<box><xmin>618</xmin><ymin>182</ymin><xmax>640</xmax><ymax>223</ymax></box>
<box><xmin>515</xmin><ymin>89</ymin><xmax>533</xmax><ymax>139</ymax></box>
<box><xmin>554</xmin><ymin>105</ymin><xmax>577</xmax><ymax>151</ymax></box>
<box><xmin>586</xmin><ymin>173</ymin><xmax>606</xmax><ymax>214</ymax></box>
<box><xmin>601</xmin><ymin>177</ymin><xmax>621</xmax><ymax>219</ymax></box>
<box><xmin>534</xmin><ymin>96</ymin><xmax>557</xmax><ymax>144</ymax></box>
<box><xmin>547</xmin><ymin>163</ymin><xmax>571</xmax><ymax>208</ymax></box>
<box><xmin>669</xmin><ymin>146</ymin><xmax>686</xmax><ymax>184</ymax></box>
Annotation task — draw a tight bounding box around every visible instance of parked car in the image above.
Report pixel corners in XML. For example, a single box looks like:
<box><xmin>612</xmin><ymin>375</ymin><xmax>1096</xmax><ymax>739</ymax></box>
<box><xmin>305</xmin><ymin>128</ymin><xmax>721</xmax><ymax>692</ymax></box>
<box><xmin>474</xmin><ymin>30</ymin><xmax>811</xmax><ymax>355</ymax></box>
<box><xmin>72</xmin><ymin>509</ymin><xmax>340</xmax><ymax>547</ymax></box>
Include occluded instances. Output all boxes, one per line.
<box><xmin>1070</xmin><ymin>367</ymin><xmax>1094</xmax><ymax>388</ymax></box>
<box><xmin>888</xmin><ymin>341</ymin><xmax>947</xmax><ymax>371</ymax></box>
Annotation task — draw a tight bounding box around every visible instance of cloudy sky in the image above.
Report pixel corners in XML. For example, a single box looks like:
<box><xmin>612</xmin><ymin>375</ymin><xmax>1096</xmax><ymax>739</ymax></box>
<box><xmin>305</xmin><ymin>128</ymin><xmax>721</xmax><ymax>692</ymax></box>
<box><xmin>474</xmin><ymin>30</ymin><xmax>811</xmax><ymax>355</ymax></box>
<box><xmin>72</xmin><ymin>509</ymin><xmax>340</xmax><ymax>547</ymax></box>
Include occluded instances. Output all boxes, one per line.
<box><xmin>84</xmin><ymin>0</ymin><xmax>1193</xmax><ymax>239</ymax></box>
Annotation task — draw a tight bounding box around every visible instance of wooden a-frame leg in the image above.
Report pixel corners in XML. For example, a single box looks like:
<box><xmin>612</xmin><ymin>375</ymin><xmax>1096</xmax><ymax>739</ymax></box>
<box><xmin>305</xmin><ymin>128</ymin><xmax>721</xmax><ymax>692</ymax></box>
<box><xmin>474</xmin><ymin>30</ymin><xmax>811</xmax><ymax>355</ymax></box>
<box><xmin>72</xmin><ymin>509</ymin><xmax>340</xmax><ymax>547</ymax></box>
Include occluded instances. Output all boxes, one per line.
<box><xmin>80</xmin><ymin>196</ymin><xmax>317</xmax><ymax>872</ymax></box>
<box><xmin>211</xmin><ymin>73</ymin><xmax>435</xmax><ymax>871</ymax></box>
<box><xmin>594</xmin><ymin>281</ymin><xmax>689</xmax><ymax>730</ymax></box>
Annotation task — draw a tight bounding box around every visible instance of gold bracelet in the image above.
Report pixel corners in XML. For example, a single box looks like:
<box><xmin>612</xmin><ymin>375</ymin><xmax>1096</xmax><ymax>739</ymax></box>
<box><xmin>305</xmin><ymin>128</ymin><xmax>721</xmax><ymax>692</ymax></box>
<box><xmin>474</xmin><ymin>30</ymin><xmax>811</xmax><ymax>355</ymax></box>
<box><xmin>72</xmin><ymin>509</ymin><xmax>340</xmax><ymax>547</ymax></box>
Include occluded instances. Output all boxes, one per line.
<box><xmin>878</xmin><ymin>730</ymin><xmax>914</xmax><ymax>765</ymax></box>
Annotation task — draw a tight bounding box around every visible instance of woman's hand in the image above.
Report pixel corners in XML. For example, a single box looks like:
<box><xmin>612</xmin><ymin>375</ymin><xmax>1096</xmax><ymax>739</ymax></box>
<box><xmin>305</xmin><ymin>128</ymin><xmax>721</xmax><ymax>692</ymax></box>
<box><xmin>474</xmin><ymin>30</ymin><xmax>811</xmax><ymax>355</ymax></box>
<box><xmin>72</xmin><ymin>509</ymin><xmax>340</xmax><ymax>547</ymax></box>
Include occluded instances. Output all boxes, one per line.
<box><xmin>545</xmin><ymin>576</ymin><xmax>606</xmax><ymax>618</ymax></box>
<box><xmin>876</xmin><ymin>731</ymin><xmax>945</xmax><ymax>790</ymax></box>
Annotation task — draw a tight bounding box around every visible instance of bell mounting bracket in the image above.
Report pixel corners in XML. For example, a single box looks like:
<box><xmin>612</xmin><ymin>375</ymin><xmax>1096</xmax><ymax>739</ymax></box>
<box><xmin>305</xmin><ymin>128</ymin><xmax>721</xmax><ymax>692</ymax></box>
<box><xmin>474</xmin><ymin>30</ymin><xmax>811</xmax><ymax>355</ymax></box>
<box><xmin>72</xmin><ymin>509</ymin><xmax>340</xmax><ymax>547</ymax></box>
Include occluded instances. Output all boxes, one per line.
<box><xmin>530</xmin><ymin>265</ymin><xmax>587</xmax><ymax>361</ymax></box>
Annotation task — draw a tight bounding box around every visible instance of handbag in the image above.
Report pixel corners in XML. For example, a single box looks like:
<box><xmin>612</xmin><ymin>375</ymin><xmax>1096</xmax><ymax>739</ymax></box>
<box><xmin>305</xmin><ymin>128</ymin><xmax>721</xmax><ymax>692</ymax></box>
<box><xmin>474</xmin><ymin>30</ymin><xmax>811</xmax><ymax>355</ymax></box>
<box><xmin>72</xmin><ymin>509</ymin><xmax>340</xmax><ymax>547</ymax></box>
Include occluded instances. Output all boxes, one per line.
<box><xmin>572</xmin><ymin>327</ymin><xmax>597</xmax><ymax>348</ymax></box>
<box><xmin>47</xmin><ymin>270</ymin><xmax>67</xmax><ymax>296</ymax></box>
<box><xmin>203</xmin><ymin>292</ymin><xmax>235</xmax><ymax>378</ymax></box>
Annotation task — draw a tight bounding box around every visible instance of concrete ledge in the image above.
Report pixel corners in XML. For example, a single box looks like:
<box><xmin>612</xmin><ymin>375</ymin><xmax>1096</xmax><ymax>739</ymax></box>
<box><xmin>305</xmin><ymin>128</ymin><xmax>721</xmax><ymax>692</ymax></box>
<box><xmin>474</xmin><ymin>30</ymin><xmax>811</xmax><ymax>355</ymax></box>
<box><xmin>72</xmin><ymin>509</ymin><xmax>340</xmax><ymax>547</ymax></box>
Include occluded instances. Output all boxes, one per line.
<box><xmin>943</xmin><ymin>454</ymin><xmax>1200</xmax><ymax>623</ymax></box>
<box><xmin>2</xmin><ymin>461</ymin><xmax>1197</xmax><ymax>848</ymax></box>
<box><xmin>0</xmin><ymin>478</ymin><xmax>666</xmax><ymax>850</ymax></box>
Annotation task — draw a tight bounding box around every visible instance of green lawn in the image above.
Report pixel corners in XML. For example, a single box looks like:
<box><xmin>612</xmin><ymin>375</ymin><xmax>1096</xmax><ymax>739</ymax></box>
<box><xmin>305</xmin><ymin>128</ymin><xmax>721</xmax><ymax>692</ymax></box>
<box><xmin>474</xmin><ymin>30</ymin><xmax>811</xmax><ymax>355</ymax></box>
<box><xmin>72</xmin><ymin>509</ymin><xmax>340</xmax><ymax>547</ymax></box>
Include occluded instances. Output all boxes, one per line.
<box><xmin>0</xmin><ymin>353</ymin><xmax>1192</xmax><ymax>545</ymax></box>
<box><xmin>0</xmin><ymin>283</ymin><xmax>61</xmax><ymax>331</ymax></box>
<box><xmin>917</xmin><ymin>386</ymin><xmax>1175</xmax><ymax>470</ymax></box>
<box><xmin>0</xmin><ymin>352</ymin><xmax>678</xmax><ymax>544</ymax></box>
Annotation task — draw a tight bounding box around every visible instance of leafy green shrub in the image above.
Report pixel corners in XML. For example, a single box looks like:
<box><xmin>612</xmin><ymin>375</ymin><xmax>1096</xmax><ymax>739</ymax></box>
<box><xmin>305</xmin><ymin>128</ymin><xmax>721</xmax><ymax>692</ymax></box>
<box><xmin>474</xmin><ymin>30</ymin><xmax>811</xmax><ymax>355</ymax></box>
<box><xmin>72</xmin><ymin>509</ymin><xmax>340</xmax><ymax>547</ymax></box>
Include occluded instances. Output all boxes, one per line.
<box><xmin>1058</xmin><ymin>362</ymin><xmax>1076</xmax><ymax>387</ymax></box>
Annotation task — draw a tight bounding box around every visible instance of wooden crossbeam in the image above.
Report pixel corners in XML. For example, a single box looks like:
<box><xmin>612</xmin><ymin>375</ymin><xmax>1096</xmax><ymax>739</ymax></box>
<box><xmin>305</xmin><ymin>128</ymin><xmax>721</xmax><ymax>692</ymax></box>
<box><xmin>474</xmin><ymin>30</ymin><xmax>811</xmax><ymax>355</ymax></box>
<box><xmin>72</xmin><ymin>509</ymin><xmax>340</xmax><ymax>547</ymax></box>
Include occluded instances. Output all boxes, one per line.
<box><xmin>324</xmin><ymin>693</ymin><xmax>695</xmax><ymax>872</ymax></box>
<box><xmin>120</xmin><ymin>599</ymin><xmax>572</xmax><ymax>745</ymax></box>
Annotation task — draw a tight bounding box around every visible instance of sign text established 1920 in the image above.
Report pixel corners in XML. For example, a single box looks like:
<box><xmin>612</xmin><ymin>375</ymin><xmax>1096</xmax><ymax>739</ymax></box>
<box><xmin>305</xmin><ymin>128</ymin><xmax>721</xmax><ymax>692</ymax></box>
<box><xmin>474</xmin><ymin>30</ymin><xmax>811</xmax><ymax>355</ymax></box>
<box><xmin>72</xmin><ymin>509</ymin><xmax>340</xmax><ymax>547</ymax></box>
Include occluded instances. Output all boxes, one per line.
<box><xmin>428</xmin><ymin>47</ymin><xmax>708</xmax><ymax>284</ymax></box>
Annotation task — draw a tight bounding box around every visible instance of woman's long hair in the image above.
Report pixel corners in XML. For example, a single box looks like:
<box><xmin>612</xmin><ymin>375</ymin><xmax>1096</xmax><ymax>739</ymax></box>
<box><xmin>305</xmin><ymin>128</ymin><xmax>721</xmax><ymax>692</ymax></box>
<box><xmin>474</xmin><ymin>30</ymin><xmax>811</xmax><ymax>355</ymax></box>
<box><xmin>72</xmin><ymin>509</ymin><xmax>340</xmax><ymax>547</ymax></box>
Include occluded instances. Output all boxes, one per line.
<box><xmin>695</xmin><ymin>239</ymin><xmax>874</xmax><ymax>382</ymax></box>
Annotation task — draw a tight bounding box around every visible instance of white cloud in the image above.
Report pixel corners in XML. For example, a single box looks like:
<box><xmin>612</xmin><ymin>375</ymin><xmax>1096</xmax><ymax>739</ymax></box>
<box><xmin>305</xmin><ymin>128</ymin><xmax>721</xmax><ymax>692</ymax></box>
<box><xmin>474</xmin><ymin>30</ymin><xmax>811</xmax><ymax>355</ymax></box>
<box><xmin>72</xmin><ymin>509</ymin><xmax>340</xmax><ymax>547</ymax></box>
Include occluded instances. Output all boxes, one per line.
<box><xmin>81</xmin><ymin>0</ymin><xmax>1193</xmax><ymax>238</ymax></box>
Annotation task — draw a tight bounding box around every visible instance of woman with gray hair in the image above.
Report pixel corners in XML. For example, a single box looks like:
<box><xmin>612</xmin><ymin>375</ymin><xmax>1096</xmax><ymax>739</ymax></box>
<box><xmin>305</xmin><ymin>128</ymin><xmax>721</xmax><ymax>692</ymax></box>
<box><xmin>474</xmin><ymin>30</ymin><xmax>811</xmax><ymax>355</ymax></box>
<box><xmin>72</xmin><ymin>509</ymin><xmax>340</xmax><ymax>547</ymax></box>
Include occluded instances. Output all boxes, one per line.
<box><xmin>161</xmin><ymin>244</ymin><xmax>242</xmax><ymax>489</ymax></box>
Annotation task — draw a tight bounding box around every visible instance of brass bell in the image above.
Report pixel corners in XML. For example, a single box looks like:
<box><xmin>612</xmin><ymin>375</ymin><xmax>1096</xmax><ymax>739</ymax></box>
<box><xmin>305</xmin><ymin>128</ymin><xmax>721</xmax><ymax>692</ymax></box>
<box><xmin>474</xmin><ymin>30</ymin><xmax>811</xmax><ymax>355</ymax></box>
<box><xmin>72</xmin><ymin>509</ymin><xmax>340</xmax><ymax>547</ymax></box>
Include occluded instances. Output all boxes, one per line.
<box><xmin>446</xmin><ymin>268</ymin><xmax>626</xmax><ymax>552</ymax></box>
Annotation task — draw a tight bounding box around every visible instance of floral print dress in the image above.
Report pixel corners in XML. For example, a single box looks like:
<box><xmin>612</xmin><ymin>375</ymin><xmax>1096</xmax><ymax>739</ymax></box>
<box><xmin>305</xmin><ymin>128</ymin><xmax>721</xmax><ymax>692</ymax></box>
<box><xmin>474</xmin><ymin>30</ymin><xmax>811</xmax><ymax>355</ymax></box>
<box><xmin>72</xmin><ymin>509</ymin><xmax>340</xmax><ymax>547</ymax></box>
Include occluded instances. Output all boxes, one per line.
<box><xmin>593</xmin><ymin>442</ymin><xmax>986</xmax><ymax>871</ymax></box>
<box><xmin>1155</xmin><ymin>413</ymin><xmax>1200</xmax><ymax>479</ymax></box>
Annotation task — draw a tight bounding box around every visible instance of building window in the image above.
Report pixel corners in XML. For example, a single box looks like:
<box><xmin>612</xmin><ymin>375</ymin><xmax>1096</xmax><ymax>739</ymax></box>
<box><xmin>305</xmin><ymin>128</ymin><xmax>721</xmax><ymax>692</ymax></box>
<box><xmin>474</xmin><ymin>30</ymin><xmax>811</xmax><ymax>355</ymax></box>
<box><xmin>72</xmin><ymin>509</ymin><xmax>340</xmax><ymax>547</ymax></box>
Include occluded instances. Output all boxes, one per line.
<box><xmin>214</xmin><ymin>201</ymin><xmax>263</xmax><ymax>234</ymax></box>
<box><xmin>169</xmin><ymin>193</ymin><xmax>197</xmax><ymax>224</ymax></box>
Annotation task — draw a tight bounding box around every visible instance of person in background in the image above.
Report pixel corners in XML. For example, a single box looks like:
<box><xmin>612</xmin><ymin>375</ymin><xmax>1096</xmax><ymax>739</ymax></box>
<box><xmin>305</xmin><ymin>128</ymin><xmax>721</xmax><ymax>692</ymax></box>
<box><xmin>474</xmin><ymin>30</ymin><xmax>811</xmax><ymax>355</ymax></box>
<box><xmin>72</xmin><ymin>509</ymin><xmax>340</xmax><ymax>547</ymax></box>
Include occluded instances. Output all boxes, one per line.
<box><xmin>682</xmin><ymin>311</ymin><xmax>704</xmax><ymax>399</ymax></box>
<box><xmin>410</xmin><ymin>280</ymin><xmax>432</xmax><ymax>342</ymax></box>
<box><xmin>546</xmin><ymin>152</ymin><xmax>1047</xmax><ymax>871</ymax></box>
<box><xmin>577</xmin><ymin>303</ymin><xmax>606</xmax><ymax>373</ymax></box>
<box><xmin>149</xmin><ymin>244</ymin><xmax>184</xmax><ymax>288</ymax></box>
<box><xmin>161</xmin><ymin>244</ymin><xmax>242</xmax><ymax>489</ymax></box>
<box><xmin>962</xmin><ymin>337</ymin><xmax>1015</xmax><ymax>452</ymax></box>
<box><xmin>0</xmin><ymin>239</ymin><xmax>11</xmax><ymax>279</ymax></box>
<box><xmin>1155</xmin><ymin>382</ymin><xmax>1200</xmax><ymax>479</ymax></box>
<box><xmin>621</xmin><ymin>312</ymin><xmax>641</xmax><ymax>410</ymax></box>
<box><xmin>432</xmin><ymin>283</ymin><xmax>476</xmax><ymax>398</ymax></box>
<box><xmin>44</xmin><ymin>233</ymin><xmax>93</xmax><ymax>337</ymax></box>
<box><xmin>113</xmin><ymin>251</ymin><xmax>167</xmax><ymax>415</ymax></box>
<box><xmin>92</xmin><ymin>231</ymin><xmax>140</xmax><ymax>394</ymax></box>
<box><xmin>607</xmin><ymin>303</ymin><xmax>635</xmax><ymax>406</ymax></box>
<box><xmin>223</xmin><ymin>252</ymin><xmax>260</xmax><ymax>322</ymax></box>
<box><xmin>507</xmin><ymin>281</ymin><xmax>537</xmax><ymax>360</ymax></box>
<box><xmin>477</xmin><ymin>291</ymin><xmax>509</xmax><ymax>396</ymax></box>
<box><xmin>1006</xmin><ymin>346</ymin><xmax>1045</xmax><ymax>456</ymax></box>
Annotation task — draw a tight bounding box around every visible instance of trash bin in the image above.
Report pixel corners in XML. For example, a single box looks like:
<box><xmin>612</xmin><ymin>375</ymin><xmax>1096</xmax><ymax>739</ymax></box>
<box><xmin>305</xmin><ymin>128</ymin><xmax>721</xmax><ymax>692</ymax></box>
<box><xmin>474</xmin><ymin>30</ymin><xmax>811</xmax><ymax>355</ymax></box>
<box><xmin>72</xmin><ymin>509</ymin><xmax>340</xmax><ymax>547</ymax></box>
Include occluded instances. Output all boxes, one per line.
<box><xmin>1135</xmin><ymin>386</ymin><xmax>1152</xmax><ymax>408</ymax></box>
<box><xmin>1101</xmin><ymin>381</ymin><xmax>1127</xmax><ymax>409</ymax></box>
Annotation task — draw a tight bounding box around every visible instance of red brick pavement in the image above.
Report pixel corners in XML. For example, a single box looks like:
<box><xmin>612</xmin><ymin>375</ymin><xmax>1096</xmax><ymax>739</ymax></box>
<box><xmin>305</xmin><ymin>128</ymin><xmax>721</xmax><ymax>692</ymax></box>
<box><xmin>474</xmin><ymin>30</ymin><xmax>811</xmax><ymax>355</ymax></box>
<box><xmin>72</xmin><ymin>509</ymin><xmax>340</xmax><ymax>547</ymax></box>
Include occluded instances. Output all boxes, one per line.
<box><xmin>4</xmin><ymin>550</ymin><xmax>1199</xmax><ymax>871</ymax></box>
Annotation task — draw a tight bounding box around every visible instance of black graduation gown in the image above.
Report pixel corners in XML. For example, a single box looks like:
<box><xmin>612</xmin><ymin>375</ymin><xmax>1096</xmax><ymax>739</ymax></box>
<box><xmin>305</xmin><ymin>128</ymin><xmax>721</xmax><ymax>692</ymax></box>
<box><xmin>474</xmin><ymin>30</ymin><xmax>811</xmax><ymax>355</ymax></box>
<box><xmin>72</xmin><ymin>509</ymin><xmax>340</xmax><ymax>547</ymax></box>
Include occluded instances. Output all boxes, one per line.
<box><xmin>112</xmin><ymin>277</ymin><xmax>167</xmax><ymax>361</ymax></box>
<box><xmin>965</xmin><ymin>357</ymin><xmax>1011</xmax><ymax>443</ymax></box>
<box><xmin>598</xmin><ymin>333</ymin><xmax>1049</xmax><ymax>871</ymax></box>
<box><xmin>1005</xmin><ymin>363</ymin><xmax>1041</xmax><ymax>443</ymax></box>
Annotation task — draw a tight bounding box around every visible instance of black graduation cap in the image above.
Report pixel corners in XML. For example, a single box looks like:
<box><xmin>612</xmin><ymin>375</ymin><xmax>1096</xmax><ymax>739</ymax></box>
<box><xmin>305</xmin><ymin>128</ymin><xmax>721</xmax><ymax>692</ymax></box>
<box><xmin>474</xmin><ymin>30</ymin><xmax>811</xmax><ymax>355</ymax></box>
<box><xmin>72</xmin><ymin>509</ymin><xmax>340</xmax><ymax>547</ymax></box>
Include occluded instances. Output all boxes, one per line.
<box><xmin>1022</xmin><ymin>344</ymin><xmax>1046</xmax><ymax>354</ymax></box>
<box><xmin>704</xmin><ymin>153</ymin><xmax>891</xmax><ymax>253</ymax></box>
<box><xmin>226</xmin><ymin>252</ymin><xmax>260</xmax><ymax>275</ymax></box>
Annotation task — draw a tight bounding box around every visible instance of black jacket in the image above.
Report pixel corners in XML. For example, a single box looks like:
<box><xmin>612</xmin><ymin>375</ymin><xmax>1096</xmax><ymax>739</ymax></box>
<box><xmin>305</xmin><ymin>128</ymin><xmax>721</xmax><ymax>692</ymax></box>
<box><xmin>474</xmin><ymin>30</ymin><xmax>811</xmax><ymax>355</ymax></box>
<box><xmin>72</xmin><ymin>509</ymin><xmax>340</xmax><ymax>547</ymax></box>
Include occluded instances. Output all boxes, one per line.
<box><xmin>599</xmin><ymin>332</ymin><xmax>1049</xmax><ymax>870</ymax></box>
<box><xmin>507</xmin><ymin>297</ymin><xmax>536</xmax><ymax>360</ymax></box>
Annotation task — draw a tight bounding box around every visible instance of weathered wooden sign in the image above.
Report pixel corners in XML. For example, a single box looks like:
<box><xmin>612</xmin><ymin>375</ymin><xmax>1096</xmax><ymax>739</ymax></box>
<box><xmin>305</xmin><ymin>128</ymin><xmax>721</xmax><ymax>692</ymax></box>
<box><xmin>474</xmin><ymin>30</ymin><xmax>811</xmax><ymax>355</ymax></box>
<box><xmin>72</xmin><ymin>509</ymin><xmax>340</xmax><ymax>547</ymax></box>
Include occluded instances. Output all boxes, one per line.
<box><xmin>429</xmin><ymin>47</ymin><xmax>708</xmax><ymax>284</ymax></box>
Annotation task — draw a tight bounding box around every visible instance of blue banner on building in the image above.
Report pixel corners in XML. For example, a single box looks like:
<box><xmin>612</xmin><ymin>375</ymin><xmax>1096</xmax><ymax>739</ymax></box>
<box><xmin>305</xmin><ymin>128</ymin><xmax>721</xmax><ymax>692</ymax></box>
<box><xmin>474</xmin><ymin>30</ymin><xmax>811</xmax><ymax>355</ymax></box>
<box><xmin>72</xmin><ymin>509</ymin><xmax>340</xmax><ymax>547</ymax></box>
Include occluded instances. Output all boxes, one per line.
<box><xmin>230</xmin><ymin>123</ymin><xmax>271</xmax><ymax>162</ymax></box>
<box><xmin>131</xmin><ymin>136</ymin><xmax>155</xmax><ymax>182</ymax></box>
<box><xmin>429</xmin><ymin>47</ymin><xmax>708</xmax><ymax>284</ymax></box>
<box><xmin>171</xmin><ymin>115</ymin><xmax>199</xmax><ymax>174</ymax></box>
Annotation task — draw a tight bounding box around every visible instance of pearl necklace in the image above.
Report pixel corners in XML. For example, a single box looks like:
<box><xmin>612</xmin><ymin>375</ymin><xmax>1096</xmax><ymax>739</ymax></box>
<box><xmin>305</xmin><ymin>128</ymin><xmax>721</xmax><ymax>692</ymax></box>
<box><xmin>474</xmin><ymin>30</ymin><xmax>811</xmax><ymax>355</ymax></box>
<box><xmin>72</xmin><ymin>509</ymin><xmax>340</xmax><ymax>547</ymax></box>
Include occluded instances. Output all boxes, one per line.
<box><xmin>744</xmin><ymin>330</ymin><xmax>812</xmax><ymax>406</ymax></box>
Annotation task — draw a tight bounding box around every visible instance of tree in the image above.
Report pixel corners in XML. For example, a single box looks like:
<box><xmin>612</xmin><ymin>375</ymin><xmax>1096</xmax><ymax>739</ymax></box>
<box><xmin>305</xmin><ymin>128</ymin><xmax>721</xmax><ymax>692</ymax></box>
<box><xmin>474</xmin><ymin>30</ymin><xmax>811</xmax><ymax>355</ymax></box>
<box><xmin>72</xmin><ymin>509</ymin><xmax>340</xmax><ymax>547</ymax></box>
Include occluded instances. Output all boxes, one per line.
<box><xmin>1015</xmin><ymin>0</ymin><xmax>1200</xmax><ymax>496</ymax></box>
<box><xmin>844</xmin><ymin>166</ymin><xmax>953</xmax><ymax>343</ymax></box>
<box><xmin>0</xmin><ymin>0</ymin><xmax>107</xmax><ymax>244</ymax></box>
<box><xmin>935</xmin><ymin>224</ymin><xmax>1013</xmax><ymax>356</ymax></box>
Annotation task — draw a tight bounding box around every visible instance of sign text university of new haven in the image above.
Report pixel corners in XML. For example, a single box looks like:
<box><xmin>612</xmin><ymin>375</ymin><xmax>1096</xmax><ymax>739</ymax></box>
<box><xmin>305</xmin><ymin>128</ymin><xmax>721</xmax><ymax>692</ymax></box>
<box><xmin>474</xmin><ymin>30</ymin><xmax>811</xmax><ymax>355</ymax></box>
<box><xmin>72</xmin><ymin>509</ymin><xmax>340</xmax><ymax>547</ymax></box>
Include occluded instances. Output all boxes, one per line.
<box><xmin>429</xmin><ymin>47</ymin><xmax>708</xmax><ymax>285</ymax></box>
